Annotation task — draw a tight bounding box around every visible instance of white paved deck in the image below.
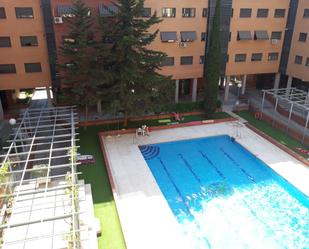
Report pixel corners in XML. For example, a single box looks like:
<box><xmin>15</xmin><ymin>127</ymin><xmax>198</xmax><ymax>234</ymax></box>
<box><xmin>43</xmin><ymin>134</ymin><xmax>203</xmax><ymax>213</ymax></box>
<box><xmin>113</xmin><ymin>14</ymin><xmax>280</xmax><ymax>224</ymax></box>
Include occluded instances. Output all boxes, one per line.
<box><xmin>102</xmin><ymin>121</ymin><xmax>309</xmax><ymax>249</ymax></box>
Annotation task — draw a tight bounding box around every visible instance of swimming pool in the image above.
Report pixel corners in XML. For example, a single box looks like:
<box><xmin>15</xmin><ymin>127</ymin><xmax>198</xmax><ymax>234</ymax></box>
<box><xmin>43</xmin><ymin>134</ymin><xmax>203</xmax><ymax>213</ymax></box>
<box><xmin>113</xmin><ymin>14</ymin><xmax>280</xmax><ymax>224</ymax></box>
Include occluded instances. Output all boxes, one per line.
<box><xmin>139</xmin><ymin>135</ymin><xmax>309</xmax><ymax>249</ymax></box>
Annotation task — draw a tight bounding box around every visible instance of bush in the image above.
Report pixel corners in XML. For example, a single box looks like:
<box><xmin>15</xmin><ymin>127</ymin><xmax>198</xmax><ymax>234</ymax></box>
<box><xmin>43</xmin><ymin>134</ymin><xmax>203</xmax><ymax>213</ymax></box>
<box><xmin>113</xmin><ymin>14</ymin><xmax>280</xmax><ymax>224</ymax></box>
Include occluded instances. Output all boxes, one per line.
<box><xmin>158</xmin><ymin>100</ymin><xmax>221</xmax><ymax>113</ymax></box>
<box><xmin>160</xmin><ymin>101</ymin><xmax>204</xmax><ymax>113</ymax></box>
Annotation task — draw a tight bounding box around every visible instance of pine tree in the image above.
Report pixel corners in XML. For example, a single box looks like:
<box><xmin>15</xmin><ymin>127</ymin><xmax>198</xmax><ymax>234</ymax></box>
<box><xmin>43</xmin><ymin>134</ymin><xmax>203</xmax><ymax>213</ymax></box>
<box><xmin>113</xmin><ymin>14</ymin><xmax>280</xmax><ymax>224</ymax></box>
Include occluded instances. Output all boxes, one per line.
<box><xmin>203</xmin><ymin>0</ymin><xmax>221</xmax><ymax>116</ymax></box>
<box><xmin>59</xmin><ymin>0</ymin><xmax>99</xmax><ymax>125</ymax></box>
<box><xmin>98</xmin><ymin>0</ymin><xmax>173</xmax><ymax>126</ymax></box>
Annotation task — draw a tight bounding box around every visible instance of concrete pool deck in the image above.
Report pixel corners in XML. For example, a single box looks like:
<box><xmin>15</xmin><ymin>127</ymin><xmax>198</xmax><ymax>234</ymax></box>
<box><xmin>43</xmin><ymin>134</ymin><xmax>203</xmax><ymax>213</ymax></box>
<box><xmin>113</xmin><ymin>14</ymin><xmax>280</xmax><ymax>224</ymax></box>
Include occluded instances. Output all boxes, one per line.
<box><xmin>100</xmin><ymin>121</ymin><xmax>309</xmax><ymax>249</ymax></box>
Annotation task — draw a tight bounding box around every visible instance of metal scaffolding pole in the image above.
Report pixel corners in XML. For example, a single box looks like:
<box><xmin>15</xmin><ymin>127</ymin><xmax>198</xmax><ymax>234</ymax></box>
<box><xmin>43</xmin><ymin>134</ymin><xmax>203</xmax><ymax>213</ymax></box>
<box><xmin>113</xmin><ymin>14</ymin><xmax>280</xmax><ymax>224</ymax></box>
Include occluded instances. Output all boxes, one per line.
<box><xmin>272</xmin><ymin>98</ymin><xmax>279</xmax><ymax>126</ymax></box>
<box><xmin>0</xmin><ymin>106</ymin><xmax>86</xmax><ymax>249</ymax></box>
<box><xmin>302</xmin><ymin>111</ymin><xmax>309</xmax><ymax>144</ymax></box>
<box><xmin>286</xmin><ymin>102</ymin><xmax>294</xmax><ymax>132</ymax></box>
<box><xmin>261</xmin><ymin>91</ymin><xmax>266</xmax><ymax>119</ymax></box>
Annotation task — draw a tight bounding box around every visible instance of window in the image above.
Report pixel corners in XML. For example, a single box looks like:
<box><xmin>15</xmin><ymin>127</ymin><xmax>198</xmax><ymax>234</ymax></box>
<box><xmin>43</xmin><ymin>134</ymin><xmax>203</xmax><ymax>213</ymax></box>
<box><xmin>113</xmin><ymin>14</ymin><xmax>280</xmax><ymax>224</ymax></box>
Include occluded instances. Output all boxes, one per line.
<box><xmin>268</xmin><ymin>52</ymin><xmax>279</xmax><ymax>61</ymax></box>
<box><xmin>229</xmin><ymin>32</ymin><xmax>231</xmax><ymax>41</ymax></box>
<box><xmin>160</xmin><ymin>32</ymin><xmax>177</xmax><ymax>42</ymax></box>
<box><xmin>15</xmin><ymin>7</ymin><xmax>34</xmax><ymax>18</ymax></box>
<box><xmin>294</xmin><ymin>55</ymin><xmax>303</xmax><ymax>65</ymax></box>
<box><xmin>162</xmin><ymin>8</ymin><xmax>176</xmax><ymax>18</ymax></box>
<box><xmin>299</xmin><ymin>33</ymin><xmax>307</xmax><ymax>42</ymax></box>
<box><xmin>58</xmin><ymin>5</ymin><xmax>75</xmax><ymax>17</ymax></box>
<box><xmin>102</xmin><ymin>36</ymin><xmax>114</xmax><ymax>44</ymax></box>
<box><xmin>237</xmin><ymin>31</ymin><xmax>252</xmax><ymax>40</ymax></box>
<box><xmin>180</xmin><ymin>31</ymin><xmax>196</xmax><ymax>42</ymax></box>
<box><xmin>251</xmin><ymin>53</ymin><xmax>263</xmax><ymax>61</ymax></box>
<box><xmin>199</xmin><ymin>56</ymin><xmax>205</xmax><ymax>64</ymax></box>
<box><xmin>24</xmin><ymin>63</ymin><xmax>42</xmax><ymax>73</ymax></box>
<box><xmin>99</xmin><ymin>5</ymin><xmax>117</xmax><ymax>17</ymax></box>
<box><xmin>306</xmin><ymin>58</ymin><xmax>309</xmax><ymax>67</ymax></box>
<box><xmin>231</xmin><ymin>8</ymin><xmax>233</xmax><ymax>18</ymax></box>
<box><xmin>235</xmin><ymin>54</ymin><xmax>246</xmax><ymax>62</ymax></box>
<box><xmin>180</xmin><ymin>56</ymin><xmax>193</xmax><ymax>65</ymax></box>
<box><xmin>0</xmin><ymin>37</ymin><xmax>11</xmax><ymax>47</ymax></box>
<box><xmin>0</xmin><ymin>64</ymin><xmax>16</xmax><ymax>74</ymax></box>
<box><xmin>303</xmin><ymin>9</ymin><xmax>309</xmax><ymax>18</ymax></box>
<box><xmin>201</xmin><ymin>32</ymin><xmax>207</xmax><ymax>41</ymax></box>
<box><xmin>142</xmin><ymin>8</ymin><xmax>151</xmax><ymax>17</ymax></box>
<box><xmin>257</xmin><ymin>9</ymin><xmax>269</xmax><ymax>18</ymax></box>
<box><xmin>182</xmin><ymin>8</ymin><xmax>195</xmax><ymax>18</ymax></box>
<box><xmin>20</xmin><ymin>36</ymin><xmax>38</xmax><ymax>46</ymax></box>
<box><xmin>274</xmin><ymin>9</ymin><xmax>285</xmax><ymax>18</ymax></box>
<box><xmin>0</xmin><ymin>7</ymin><xmax>6</xmax><ymax>18</ymax></box>
<box><xmin>254</xmin><ymin>31</ymin><xmax>269</xmax><ymax>40</ymax></box>
<box><xmin>239</xmin><ymin>8</ymin><xmax>252</xmax><ymax>18</ymax></box>
<box><xmin>161</xmin><ymin>57</ymin><xmax>174</xmax><ymax>66</ymax></box>
<box><xmin>202</xmin><ymin>8</ymin><xmax>208</xmax><ymax>18</ymax></box>
<box><xmin>271</xmin><ymin>31</ymin><xmax>282</xmax><ymax>40</ymax></box>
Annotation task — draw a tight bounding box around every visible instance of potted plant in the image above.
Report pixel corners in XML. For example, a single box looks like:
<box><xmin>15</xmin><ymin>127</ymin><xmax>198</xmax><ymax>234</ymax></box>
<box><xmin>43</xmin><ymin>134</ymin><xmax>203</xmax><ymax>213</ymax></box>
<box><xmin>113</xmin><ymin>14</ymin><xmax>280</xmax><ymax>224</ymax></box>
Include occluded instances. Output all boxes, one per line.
<box><xmin>0</xmin><ymin>161</ymin><xmax>10</xmax><ymax>208</ymax></box>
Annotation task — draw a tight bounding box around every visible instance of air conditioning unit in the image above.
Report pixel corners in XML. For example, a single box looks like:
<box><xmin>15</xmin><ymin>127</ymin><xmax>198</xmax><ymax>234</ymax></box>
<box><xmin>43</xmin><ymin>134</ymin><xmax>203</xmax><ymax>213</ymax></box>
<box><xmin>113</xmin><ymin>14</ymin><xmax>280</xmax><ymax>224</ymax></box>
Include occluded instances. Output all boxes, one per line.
<box><xmin>179</xmin><ymin>42</ymin><xmax>188</xmax><ymax>48</ymax></box>
<box><xmin>271</xmin><ymin>39</ymin><xmax>278</xmax><ymax>45</ymax></box>
<box><xmin>54</xmin><ymin>16</ymin><xmax>63</xmax><ymax>24</ymax></box>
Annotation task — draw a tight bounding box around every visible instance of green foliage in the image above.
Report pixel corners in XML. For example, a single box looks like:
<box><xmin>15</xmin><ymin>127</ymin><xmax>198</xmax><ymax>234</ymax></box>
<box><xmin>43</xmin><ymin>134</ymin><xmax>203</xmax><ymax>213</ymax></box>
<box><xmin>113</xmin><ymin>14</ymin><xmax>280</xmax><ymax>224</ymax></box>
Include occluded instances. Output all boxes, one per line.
<box><xmin>161</xmin><ymin>101</ymin><xmax>204</xmax><ymax>113</ymax></box>
<box><xmin>68</xmin><ymin>146</ymin><xmax>78</xmax><ymax>164</ymax></box>
<box><xmin>0</xmin><ymin>161</ymin><xmax>10</xmax><ymax>184</ymax></box>
<box><xmin>59</xmin><ymin>0</ymin><xmax>99</xmax><ymax>108</ymax></box>
<box><xmin>98</xmin><ymin>0</ymin><xmax>173</xmax><ymax>125</ymax></box>
<box><xmin>203</xmin><ymin>0</ymin><xmax>221</xmax><ymax>116</ymax></box>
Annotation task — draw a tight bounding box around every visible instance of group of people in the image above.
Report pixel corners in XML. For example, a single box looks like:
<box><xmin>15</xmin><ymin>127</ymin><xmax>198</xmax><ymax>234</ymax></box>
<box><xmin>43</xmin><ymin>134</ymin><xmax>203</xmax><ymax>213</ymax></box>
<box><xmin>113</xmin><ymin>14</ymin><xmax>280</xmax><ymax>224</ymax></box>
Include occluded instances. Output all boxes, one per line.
<box><xmin>135</xmin><ymin>112</ymin><xmax>184</xmax><ymax>137</ymax></box>
<box><xmin>173</xmin><ymin>112</ymin><xmax>184</xmax><ymax>122</ymax></box>
<box><xmin>136</xmin><ymin>125</ymin><xmax>150</xmax><ymax>136</ymax></box>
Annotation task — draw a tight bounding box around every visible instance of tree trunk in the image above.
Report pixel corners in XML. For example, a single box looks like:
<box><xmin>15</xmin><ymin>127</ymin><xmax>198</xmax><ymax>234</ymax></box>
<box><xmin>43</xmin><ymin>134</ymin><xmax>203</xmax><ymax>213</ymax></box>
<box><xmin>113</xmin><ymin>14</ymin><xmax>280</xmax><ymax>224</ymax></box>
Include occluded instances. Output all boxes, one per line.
<box><xmin>84</xmin><ymin>105</ymin><xmax>88</xmax><ymax>131</ymax></box>
<box><xmin>123</xmin><ymin>112</ymin><xmax>128</xmax><ymax>128</ymax></box>
<box><xmin>97</xmin><ymin>99</ymin><xmax>102</xmax><ymax>114</ymax></box>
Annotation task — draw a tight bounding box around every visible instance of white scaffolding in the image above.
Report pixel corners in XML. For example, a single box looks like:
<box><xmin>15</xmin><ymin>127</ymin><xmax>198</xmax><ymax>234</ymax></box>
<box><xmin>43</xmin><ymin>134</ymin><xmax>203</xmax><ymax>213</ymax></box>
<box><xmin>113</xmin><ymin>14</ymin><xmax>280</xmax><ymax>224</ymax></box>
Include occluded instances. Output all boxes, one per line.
<box><xmin>261</xmin><ymin>88</ymin><xmax>309</xmax><ymax>143</ymax></box>
<box><xmin>0</xmin><ymin>106</ymin><xmax>84</xmax><ymax>249</ymax></box>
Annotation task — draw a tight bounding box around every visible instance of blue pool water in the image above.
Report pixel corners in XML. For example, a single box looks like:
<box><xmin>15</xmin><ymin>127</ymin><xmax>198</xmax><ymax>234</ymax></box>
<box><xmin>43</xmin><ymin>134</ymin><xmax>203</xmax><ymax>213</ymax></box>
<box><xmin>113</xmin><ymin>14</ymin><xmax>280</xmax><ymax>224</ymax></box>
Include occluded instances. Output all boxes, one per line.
<box><xmin>139</xmin><ymin>135</ymin><xmax>309</xmax><ymax>249</ymax></box>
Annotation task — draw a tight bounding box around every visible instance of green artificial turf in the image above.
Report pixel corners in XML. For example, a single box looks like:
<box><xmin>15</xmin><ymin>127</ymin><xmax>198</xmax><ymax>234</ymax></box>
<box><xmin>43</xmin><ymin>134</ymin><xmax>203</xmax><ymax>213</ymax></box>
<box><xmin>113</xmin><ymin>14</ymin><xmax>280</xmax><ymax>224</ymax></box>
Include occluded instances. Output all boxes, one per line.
<box><xmin>78</xmin><ymin>125</ymin><xmax>126</xmax><ymax>249</ymax></box>
<box><xmin>236</xmin><ymin>110</ymin><xmax>308</xmax><ymax>157</ymax></box>
<box><xmin>77</xmin><ymin>112</ymin><xmax>231</xmax><ymax>249</ymax></box>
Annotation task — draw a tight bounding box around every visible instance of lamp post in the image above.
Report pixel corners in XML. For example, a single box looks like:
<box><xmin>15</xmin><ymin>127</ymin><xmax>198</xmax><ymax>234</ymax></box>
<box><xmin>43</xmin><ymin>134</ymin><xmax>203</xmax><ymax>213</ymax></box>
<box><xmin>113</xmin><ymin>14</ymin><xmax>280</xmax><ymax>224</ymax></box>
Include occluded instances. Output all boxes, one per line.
<box><xmin>236</xmin><ymin>83</ymin><xmax>242</xmax><ymax>105</ymax></box>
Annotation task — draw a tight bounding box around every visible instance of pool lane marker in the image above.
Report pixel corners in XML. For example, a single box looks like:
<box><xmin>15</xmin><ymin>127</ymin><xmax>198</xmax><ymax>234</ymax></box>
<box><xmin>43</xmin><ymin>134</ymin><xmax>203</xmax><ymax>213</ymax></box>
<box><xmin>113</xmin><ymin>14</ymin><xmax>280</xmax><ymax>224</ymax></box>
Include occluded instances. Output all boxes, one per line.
<box><xmin>198</xmin><ymin>151</ymin><xmax>226</xmax><ymax>180</ymax></box>
<box><xmin>219</xmin><ymin>148</ymin><xmax>256</xmax><ymax>183</ymax></box>
<box><xmin>157</xmin><ymin>157</ymin><xmax>193</xmax><ymax>217</ymax></box>
<box><xmin>178</xmin><ymin>154</ymin><xmax>202</xmax><ymax>184</ymax></box>
<box><xmin>157</xmin><ymin>157</ymin><xmax>212</xmax><ymax>248</ymax></box>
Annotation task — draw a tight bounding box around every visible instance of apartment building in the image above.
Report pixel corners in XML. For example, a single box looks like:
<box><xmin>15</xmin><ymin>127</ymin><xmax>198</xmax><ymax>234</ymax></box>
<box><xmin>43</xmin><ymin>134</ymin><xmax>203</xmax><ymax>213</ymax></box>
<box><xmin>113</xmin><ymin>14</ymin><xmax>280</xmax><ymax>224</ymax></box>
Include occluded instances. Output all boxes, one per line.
<box><xmin>0</xmin><ymin>0</ymin><xmax>51</xmax><ymax>116</ymax></box>
<box><xmin>225</xmin><ymin>0</ymin><xmax>290</xmax><ymax>99</ymax></box>
<box><xmin>286</xmin><ymin>0</ymin><xmax>309</xmax><ymax>85</ymax></box>
<box><xmin>0</xmin><ymin>0</ymin><xmax>309</xmax><ymax>118</ymax></box>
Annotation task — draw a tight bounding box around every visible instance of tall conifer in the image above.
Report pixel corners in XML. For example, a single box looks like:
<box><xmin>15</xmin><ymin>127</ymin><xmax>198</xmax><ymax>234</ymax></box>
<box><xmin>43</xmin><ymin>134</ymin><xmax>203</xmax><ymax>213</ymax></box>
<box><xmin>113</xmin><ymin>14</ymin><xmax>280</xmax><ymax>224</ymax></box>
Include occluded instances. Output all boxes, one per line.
<box><xmin>203</xmin><ymin>0</ymin><xmax>221</xmax><ymax>115</ymax></box>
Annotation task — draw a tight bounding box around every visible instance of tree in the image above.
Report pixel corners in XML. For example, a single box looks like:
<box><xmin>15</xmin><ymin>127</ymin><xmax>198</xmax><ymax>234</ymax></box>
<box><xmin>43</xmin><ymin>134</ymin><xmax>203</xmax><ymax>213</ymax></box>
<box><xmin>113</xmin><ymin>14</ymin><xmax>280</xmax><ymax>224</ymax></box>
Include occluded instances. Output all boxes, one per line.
<box><xmin>59</xmin><ymin>0</ymin><xmax>99</xmax><ymax>126</ymax></box>
<box><xmin>98</xmin><ymin>0</ymin><xmax>173</xmax><ymax>126</ymax></box>
<box><xmin>203</xmin><ymin>0</ymin><xmax>221</xmax><ymax>115</ymax></box>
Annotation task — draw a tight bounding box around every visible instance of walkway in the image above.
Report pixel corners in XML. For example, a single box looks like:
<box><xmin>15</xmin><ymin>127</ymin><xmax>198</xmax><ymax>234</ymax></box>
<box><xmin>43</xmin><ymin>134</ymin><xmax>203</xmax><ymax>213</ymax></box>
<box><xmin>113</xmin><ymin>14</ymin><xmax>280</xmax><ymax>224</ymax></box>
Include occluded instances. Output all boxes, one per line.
<box><xmin>221</xmin><ymin>88</ymin><xmax>308</xmax><ymax>141</ymax></box>
<box><xmin>247</xmin><ymin>89</ymin><xmax>308</xmax><ymax>139</ymax></box>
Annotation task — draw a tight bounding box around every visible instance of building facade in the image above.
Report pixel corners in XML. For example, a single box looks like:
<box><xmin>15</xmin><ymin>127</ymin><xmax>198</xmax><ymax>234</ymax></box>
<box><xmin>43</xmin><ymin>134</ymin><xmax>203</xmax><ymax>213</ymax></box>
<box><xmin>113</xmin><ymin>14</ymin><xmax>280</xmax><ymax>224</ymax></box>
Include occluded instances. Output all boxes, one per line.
<box><xmin>0</xmin><ymin>0</ymin><xmax>309</xmax><ymax>117</ymax></box>
<box><xmin>286</xmin><ymin>0</ymin><xmax>309</xmax><ymax>84</ymax></box>
<box><xmin>0</xmin><ymin>0</ymin><xmax>51</xmax><ymax>116</ymax></box>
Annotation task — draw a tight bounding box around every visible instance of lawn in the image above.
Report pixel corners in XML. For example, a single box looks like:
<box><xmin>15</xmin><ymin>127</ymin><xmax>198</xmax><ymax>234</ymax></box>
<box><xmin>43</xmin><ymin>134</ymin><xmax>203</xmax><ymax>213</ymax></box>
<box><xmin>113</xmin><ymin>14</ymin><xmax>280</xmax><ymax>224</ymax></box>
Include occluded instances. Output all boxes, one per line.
<box><xmin>236</xmin><ymin>110</ymin><xmax>308</xmax><ymax>157</ymax></box>
<box><xmin>77</xmin><ymin>112</ymin><xmax>230</xmax><ymax>249</ymax></box>
<box><xmin>78</xmin><ymin>125</ymin><xmax>126</xmax><ymax>249</ymax></box>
